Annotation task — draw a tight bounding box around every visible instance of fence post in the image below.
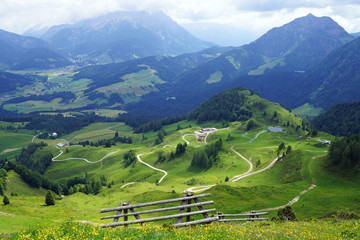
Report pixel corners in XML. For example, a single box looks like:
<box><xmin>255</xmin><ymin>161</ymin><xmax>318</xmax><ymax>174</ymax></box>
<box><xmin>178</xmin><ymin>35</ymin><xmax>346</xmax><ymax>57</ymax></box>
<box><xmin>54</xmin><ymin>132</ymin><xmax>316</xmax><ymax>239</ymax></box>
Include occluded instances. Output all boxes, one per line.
<box><xmin>217</xmin><ymin>212</ymin><xmax>224</xmax><ymax>220</ymax></box>
<box><xmin>250</xmin><ymin>211</ymin><xmax>256</xmax><ymax>221</ymax></box>
<box><xmin>123</xmin><ymin>202</ymin><xmax>130</xmax><ymax>227</ymax></box>
<box><xmin>186</xmin><ymin>192</ymin><xmax>194</xmax><ymax>222</ymax></box>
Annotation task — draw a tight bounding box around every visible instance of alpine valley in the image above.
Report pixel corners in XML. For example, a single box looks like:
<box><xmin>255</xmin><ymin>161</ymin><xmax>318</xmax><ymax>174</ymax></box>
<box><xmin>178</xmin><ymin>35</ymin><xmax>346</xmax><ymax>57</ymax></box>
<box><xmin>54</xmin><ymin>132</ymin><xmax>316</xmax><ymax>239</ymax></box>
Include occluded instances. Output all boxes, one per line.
<box><xmin>0</xmin><ymin>10</ymin><xmax>360</xmax><ymax>238</ymax></box>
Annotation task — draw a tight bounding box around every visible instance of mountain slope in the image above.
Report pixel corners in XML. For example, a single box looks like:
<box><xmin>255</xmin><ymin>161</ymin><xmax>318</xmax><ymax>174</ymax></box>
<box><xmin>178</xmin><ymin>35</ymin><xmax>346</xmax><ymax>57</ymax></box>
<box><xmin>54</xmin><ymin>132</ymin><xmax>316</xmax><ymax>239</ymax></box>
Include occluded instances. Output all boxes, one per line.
<box><xmin>312</xmin><ymin>100</ymin><xmax>360</xmax><ymax>136</ymax></box>
<box><xmin>173</xmin><ymin>14</ymin><xmax>354</xmax><ymax>87</ymax></box>
<box><xmin>111</xmin><ymin>14</ymin><xmax>355</xmax><ymax>118</ymax></box>
<box><xmin>42</xmin><ymin>11</ymin><xmax>213</xmax><ymax>64</ymax></box>
<box><xmin>0</xmin><ymin>29</ymin><xmax>71</xmax><ymax>70</ymax></box>
<box><xmin>0</xmin><ymin>72</ymin><xmax>38</xmax><ymax>93</ymax></box>
<box><xmin>245</xmin><ymin>13</ymin><xmax>353</xmax><ymax>72</ymax></box>
<box><xmin>301</xmin><ymin>37</ymin><xmax>360</xmax><ymax>109</ymax></box>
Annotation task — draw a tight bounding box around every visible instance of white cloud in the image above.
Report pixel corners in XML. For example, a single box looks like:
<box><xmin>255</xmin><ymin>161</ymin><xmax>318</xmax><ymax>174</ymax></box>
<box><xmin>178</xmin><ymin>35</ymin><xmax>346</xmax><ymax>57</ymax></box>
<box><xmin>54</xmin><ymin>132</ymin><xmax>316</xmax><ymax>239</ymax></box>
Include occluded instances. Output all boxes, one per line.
<box><xmin>0</xmin><ymin>0</ymin><xmax>360</xmax><ymax>37</ymax></box>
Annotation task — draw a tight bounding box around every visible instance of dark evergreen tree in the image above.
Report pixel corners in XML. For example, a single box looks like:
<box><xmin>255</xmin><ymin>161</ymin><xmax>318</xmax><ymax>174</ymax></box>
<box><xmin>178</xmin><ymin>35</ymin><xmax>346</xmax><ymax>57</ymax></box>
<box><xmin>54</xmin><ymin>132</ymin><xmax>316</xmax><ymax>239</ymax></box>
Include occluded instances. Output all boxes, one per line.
<box><xmin>3</xmin><ymin>195</ymin><xmax>9</xmax><ymax>205</ymax></box>
<box><xmin>45</xmin><ymin>190</ymin><xmax>55</xmax><ymax>206</ymax></box>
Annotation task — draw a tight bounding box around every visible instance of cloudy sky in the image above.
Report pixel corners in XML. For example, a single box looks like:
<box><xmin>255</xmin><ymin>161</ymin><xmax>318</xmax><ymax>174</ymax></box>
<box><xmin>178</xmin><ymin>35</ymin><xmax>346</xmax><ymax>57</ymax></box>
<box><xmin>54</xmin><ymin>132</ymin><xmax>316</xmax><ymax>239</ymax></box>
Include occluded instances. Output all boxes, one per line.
<box><xmin>1</xmin><ymin>0</ymin><xmax>360</xmax><ymax>45</ymax></box>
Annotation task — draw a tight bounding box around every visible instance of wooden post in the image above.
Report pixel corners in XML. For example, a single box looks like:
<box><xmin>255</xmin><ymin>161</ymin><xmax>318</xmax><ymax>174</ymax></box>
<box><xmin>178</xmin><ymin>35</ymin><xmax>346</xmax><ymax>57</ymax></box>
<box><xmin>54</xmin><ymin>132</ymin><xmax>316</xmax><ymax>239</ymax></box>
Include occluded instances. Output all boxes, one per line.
<box><xmin>113</xmin><ymin>203</ymin><xmax>124</xmax><ymax>224</ymax></box>
<box><xmin>194</xmin><ymin>196</ymin><xmax>209</xmax><ymax>219</ymax></box>
<box><xmin>217</xmin><ymin>212</ymin><xmax>224</xmax><ymax>220</ymax></box>
<box><xmin>186</xmin><ymin>192</ymin><xmax>193</xmax><ymax>222</ymax></box>
<box><xmin>250</xmin><ymin>211</ymin><xmax>256</xmax><ymax>221</ymax></box>
<box><xmin>176</xmin><ymin>193</ymin><xmax>188</xmax><ymax>224</ymax></box>
<box><xmin>123</xmin><ymin>202</ymin><xmax>129</xmax><ymax>227</ymax></box>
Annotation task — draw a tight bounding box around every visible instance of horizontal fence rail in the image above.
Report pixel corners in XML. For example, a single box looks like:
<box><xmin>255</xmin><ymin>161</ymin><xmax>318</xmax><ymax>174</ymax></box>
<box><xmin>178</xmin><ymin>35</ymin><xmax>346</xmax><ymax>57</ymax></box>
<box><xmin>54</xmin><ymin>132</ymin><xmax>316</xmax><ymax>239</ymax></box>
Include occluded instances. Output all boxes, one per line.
<box><xmin>101</xmin><ymin>192</ymin><xmax>218</xmax><ymax>228</ymax></box>
<box><xmin>216</xmin><ymin>211</ymin><xmax>269</xmax><ymax>222</ymax></box>
<box><xmin>101</xmin><ymin>193</ymin><xmax>211</xmax><ymax>213</ymax></box>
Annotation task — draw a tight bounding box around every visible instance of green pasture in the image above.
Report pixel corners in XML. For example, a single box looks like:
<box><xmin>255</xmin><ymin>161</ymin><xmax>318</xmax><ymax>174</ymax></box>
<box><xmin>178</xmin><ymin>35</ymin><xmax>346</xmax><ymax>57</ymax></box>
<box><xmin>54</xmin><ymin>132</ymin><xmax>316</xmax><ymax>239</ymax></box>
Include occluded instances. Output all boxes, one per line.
<box><xmin>0</xmin><ymin>119</ymin><xmax>359</xmax><ymax>233</ymax></box>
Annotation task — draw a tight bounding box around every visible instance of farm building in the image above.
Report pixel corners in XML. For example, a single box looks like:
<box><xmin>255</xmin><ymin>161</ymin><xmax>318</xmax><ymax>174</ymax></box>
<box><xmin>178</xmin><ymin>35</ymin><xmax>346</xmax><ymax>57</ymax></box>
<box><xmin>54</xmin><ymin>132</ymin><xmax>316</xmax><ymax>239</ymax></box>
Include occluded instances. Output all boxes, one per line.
<box><xmin>317</xmin><ymin>139</ymin><xmax>331</xmax><ymax>145</ymax></box>
<box><xmin>267</xmin><ymin>127</ymin><xmax>283</xmax><ymax>133</ymax></box>
<box><xmin>200</xmin><ymin>128</ymin><xmax>216</xmax><ymax>133</ymax></box>
<box><xmin>197</xmin><ymin>133</ymin><xmax>206</xmax><ymax>141</ymax></box>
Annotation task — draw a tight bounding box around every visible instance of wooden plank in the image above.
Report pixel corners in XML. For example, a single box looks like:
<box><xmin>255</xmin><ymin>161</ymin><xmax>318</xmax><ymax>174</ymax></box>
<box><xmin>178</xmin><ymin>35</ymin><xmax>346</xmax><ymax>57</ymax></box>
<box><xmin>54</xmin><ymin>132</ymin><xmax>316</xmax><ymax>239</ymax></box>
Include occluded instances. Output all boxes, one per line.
<box><xmin>176</xmin><ymin>199</ymin><xmax>187</xmax><ymax>224</ymax></box>
<box><xmin>186</xmin><ymin>198</ymin><xmax>192</xmax><ymax>222</ymax></box>
<box><xmin>101</xmin><ymin>201</ymin><xmax>214</xmax><ymax>220</ymax></box>
<box><xmin>220</xmin><ymin>212</ymin><xmax>268</xmax><ymax>217</ymax></box>
<box><xmin>101</xmin><ymin>194</ymin><xmax>211</xmax><ymax>213</ymax></box>
<box><xmin>218</xmin><ymin>218</ymin><xmax>269</xmax><ymax>222</ymax></box>
<box><xmin>101</xmin><ymin>209</ymin><xmax>216</xmax><ymax>228</ymax></box>
<box><xmin>194</xmin><ymin>197</ymin><xmax>209</xmax><ymax>219</ymax></box>
<box><xmin>113</xmin><ymin>203</ymin><xmax>124</xmax><ymax>223</ymax></box>
<box><xmin>129</xmin><ymin>208</ymin><xmax>141</xmax><ymax>220</ymax></box>
<box><xmin>173</xmin><ymin>217</ymin><xmax>219</xmax><ymax>227</ymax></box>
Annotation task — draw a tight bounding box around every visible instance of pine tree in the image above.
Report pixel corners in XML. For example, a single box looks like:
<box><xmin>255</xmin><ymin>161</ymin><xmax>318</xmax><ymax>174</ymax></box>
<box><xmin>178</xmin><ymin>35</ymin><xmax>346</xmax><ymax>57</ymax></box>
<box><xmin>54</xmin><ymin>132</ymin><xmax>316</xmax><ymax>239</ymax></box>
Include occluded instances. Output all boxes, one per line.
<box><xmin>45</xmin><ymin>190</ymin><xmax>55</xmax><ymax>206</ymax></box>
<box><xmin>3</xmin><ymin>195</ymin><xmax>9</xmax><ymax>205</ymax></box>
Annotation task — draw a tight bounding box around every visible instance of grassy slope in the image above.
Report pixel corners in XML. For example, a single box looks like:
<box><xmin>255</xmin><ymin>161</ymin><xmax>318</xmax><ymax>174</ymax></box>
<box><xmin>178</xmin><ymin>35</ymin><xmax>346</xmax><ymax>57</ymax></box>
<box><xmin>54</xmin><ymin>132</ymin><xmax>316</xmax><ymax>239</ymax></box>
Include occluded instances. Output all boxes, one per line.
<box><xmin>0</xmin><ymin>115</ymin><xmax>358</xmax><ymax>233</ymax></box>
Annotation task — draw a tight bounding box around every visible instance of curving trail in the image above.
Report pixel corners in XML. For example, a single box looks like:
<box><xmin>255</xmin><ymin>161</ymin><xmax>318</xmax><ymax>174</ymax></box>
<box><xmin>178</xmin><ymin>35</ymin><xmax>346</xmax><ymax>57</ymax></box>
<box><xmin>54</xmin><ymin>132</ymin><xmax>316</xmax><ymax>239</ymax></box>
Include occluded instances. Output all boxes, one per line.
<box><xmin>52</xmin><ymin>150</ymin><xmax>119</xmax><ymax>163</ymax></box>
<box><xmin>230</xmin><ymin>155</ymin><xmax>280</xmax><ymax>182</ymax></box>
<box><xmin>137</xmin><ymin>154</ymin><xmax>168</xmax><ymax>184</ymax></box>
<box><xmin>185</xmin><ymin>185</ymin><xmax>216</xmax><ymax>193</ymax></box>
<box><xmin>254</xmin><ymin>152</ymin><xmax>325</xmax><ymax>212</ymax></box>
<box><xmin>184</xmin><ymin>129</ymin><xmax>270</xmax><ymax>192</ymax></box>
<box><xmin>182</xmin><ymin>134</ymin><xmax>194</xmax><ymax>145</ymax></box>
<box><xmin>229</xmin><ymin>146</ymin><xmax>253</xmax><ymax>181</ymax></box>
<box><xmin>163</xmin><ymin>145</ymin><xmax>174</xmax><ymax>148</ymax></box>
<box><xmin>255</xmin><ymin>184</ymin><xmax>317</xmax><ymax>212</ymax></box>
<box><xmin>120</xmin><ymin>182</ymin><xmax>135</xmax><ymax>188</ymax></box>
<box><xmin>32</xmin><ymin>133</ymin><xmax>41</xmax><ymax>143</ymax></box>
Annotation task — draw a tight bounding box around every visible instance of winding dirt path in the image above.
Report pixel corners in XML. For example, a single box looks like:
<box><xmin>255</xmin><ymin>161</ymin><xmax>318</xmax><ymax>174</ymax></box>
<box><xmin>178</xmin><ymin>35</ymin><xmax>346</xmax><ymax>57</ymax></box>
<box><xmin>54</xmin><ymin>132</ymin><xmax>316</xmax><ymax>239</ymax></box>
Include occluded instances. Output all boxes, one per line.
<box><xmin>137</xmin><ymin>154</ymin><xmax>168</xmax><ymax>184</ymax></box>
<box><xmin>254</xmin><ymin>152</ymin><xmax>325</xmax><ymax>212</ymax></box>
<box><xmin>185</xmin><ymin>185</ymin><xmax>216</xmax><ymax>193</ymax></box>
<box><xmin>52</xmin><ymin>150</ymin><xmax>119</xmax><ymax>163</ymax></box>
<box><xmin>230</xmin><ymin>155</ymin><xmax>280</xmax><ymax>182</ymax></box>
<box><xmin>229</xmin><ymin>146</ymin><xmax>253</xmax><ymax>181</ymax></box>
<box><xmin>120</xmin><ymin>182</ymin><xmax>135</xmax><ymax>188</ymax></box>
<box><xmin>184</xmin><ymin>129</ymin><xmax>269</xmax><ymax>192</ymax></box>
<box><xmin>182</xmin><ymin>134</ymin><xmax>194</xmax><ymax>145</ymax></box>
<box><xmin>256</xmin><ymin>184</ymin><xmax>317</xmax><ymax>212</ymax></box>
<box><xmin>0</xmin><ymin>148</ymin><xmax>20</xmax><ymax>154</ymax></box>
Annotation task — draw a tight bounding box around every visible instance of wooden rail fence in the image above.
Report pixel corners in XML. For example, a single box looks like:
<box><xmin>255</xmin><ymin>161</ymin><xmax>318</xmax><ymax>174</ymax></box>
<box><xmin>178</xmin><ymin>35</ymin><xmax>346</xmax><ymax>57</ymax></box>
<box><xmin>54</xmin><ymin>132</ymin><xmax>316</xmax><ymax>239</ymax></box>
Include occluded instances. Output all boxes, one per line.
<box><xmin>216</xmin><ymin>211</ymin><xmax>269</xmax><ymax>222</ymax></box>
<box><xmin>100</xmin><ymin>192</ymin><xmax>218</xmax><ymax>228</ymax></box>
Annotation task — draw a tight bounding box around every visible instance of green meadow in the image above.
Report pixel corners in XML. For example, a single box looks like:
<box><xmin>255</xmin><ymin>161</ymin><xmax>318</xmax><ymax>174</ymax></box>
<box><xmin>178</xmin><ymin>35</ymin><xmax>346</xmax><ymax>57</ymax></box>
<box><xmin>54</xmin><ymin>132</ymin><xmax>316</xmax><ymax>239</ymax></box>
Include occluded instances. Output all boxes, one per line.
<box><xmin>0</xmin><ymin>115</ymin><xmax>358</xmax><ymax>235</ymax></box>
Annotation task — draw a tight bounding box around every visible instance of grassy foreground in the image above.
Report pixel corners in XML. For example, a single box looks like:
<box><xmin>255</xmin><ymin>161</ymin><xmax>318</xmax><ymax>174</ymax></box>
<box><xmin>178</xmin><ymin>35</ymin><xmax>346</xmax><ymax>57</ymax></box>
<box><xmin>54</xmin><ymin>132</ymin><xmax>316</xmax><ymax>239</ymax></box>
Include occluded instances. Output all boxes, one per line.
<box><xmin>6</xmin><ymin>220</ymin><xmax>360</xmax><ymax>240</ymax></box>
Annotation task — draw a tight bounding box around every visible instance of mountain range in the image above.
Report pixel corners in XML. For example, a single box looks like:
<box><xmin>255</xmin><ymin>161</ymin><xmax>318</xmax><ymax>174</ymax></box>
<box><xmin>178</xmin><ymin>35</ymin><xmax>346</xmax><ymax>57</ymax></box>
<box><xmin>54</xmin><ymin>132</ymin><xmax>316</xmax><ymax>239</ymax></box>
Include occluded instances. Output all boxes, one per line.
<box><xmin>31</xmin><ymin>11</ymin><xmax>214</xmax><ymax>64</ymax></box>
<box><xmin>0</xmin><ymin>30</ymin><xmax>70</xmax><ymax>70</ymax></box>
<box><xmin>1</xmin><ymin>12</ymin><xmax>360</xmax><ymax>121</ymax></box>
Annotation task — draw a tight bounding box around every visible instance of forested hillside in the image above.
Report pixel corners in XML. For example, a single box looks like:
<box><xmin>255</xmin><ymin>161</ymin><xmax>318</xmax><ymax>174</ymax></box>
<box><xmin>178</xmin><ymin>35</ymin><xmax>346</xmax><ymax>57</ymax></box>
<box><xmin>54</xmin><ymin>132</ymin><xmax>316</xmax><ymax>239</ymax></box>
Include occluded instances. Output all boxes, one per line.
<box><xmin>312</xmin><ymin>101</ymin><xmax>360</xmax><ymax>136</ymax></box>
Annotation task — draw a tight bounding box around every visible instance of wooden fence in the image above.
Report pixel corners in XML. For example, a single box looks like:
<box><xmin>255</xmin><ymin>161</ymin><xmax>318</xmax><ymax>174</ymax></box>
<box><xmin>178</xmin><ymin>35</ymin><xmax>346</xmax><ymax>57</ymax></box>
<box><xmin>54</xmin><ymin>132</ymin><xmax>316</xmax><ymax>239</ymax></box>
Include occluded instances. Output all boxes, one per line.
<box><xmin>100</xmin><ymin>192</ymin><xmax>218</xmax><ymax>228</ymax></box>
<box><xmin>216</xmin><ymin>211</ymin><xmax>269</xmax><ymax>222</ymax></box>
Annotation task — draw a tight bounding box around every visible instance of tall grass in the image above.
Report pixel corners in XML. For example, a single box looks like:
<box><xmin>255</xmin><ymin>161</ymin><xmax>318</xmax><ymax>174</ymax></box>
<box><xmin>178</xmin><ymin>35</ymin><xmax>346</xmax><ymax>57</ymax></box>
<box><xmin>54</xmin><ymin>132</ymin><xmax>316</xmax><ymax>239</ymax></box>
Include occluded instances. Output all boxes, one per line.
<box><xmin>7</xmin><ymin>220</ymin><xmax>360</xmax><ymax>239</ymax></box>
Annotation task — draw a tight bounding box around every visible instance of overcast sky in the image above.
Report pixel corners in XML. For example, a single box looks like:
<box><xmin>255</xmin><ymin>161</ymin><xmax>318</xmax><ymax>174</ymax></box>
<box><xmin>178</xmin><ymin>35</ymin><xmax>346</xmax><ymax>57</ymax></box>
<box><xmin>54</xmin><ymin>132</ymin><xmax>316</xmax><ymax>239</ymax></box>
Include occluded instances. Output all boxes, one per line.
<box><xmin>1</xmin><ymin>0</ymin><xmax>360</xmax><ymax>45</ymax></box>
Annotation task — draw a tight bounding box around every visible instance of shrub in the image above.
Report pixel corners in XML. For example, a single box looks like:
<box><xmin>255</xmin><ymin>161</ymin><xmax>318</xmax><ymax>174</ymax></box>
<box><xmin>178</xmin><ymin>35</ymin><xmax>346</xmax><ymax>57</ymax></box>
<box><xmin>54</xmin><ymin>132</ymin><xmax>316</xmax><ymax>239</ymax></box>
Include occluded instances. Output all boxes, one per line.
<box><xmin>277</xmin><ymin>205</ymin><xmax>296</xmax><ymax>221</ymax></box>
<box><xmin>333</xmin><ymin>209</ymin><xmax>359</xmax><ymax>220</ymax></box>
<box><xmin>45</xmin><ymin>190</ymin><xmax>55</xmax><ymax>206</ymax></box>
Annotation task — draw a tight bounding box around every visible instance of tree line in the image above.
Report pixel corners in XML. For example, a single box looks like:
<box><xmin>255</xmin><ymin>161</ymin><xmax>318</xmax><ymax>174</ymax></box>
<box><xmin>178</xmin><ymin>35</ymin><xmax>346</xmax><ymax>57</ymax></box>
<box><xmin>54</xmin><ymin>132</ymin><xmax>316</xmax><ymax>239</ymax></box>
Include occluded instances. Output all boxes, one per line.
<box><xmin>328</xmin><ymin>135</ymin><xmax>360</xmax><ymax>169</ymax></box>
<box><xmin>156</xmin><ymin>143</ymin><xmax>187</xmax><ymax>164</ymax></box>
<box><xmin>76</xmin><ymin>132</ymin><xmax>133</xmax><ymax>148</ymax></box>
<box><xmin>190</xmin><ymin>138</ymin><xmax>222</xmax><ymax>170</ymax></box>
<box><xmin>15</xmin><ymin>142</ymin><xmax>52</xmax><ymax>174</ymax></box>
<box><xmin>188</xmin><ymin>87</ymin><xmax>253</xmax><ymax>123</ymax></box>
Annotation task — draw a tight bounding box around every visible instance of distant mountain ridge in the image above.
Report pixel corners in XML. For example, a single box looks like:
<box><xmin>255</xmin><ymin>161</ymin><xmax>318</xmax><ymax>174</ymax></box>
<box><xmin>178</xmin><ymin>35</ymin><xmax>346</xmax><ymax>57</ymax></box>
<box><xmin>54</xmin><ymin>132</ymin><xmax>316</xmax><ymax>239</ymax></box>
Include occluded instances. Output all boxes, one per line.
<box><xmin>0</xmin><ymin>30</ymin><xmax>70</xmax><ymax>70</ymax></box>
<box><xmin>121</xmin><ymin>14</ymin><xmax>355</xmax><ymax>117</ymax></box>
<box><xmin>39</xmin><ymin>11</ymin><xmax>214</xmax><ymax>64</ymax></box>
